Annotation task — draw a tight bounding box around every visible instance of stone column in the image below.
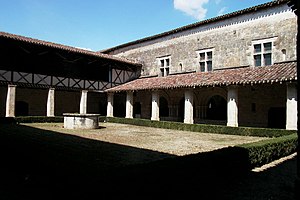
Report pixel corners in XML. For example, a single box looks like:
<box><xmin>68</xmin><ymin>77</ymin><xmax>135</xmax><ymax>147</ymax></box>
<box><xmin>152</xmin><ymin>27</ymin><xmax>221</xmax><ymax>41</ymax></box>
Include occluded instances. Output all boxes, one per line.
<box><xmin>286</xmin><ymin>83</ymin><xmax>297</xmax><ymax>130</ymax></box>
<box><xmin>6</xmin><ymin>85</ymin><xmax>16</xmax><ymax>117</ymax></box>
<box><xmin>80</xmin><ymin>90</ymin><xmax>88</xmax><ymax>114</ymax></box>
<box><xmin>151</xmin><ymin>91</ymin><xmax>159</xmax><ymax>121</ymax></box>
<box><xmin>47</xmin><ymin>88</ymin><xmax>55</xmax><ymax>117</ymax></box>
<box><xmin>125</xmin><ymin>91</ymin><xmax>133</xmax><ymax>118</ymax></box>
<box><xmin>227</xmin><ymin>86</ymin><xmax>238</xmax><ymax>127</ymax></box>
<box><xmin>107</xmin><ymin>93</ymin><xmax>114</xmax><ymax>117</ymax></box>
<box><xmin>184</xmin><ymin>89</ymin><xmax>194</xmax><ymax>124</ymax></box>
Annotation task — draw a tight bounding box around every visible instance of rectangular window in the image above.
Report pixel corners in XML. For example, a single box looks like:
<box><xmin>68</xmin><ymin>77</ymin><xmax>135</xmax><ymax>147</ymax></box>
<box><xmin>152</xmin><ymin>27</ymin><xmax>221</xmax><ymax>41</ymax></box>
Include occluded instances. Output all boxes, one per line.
<box><xmin>207</xmin><ymin>52</ymin><xmax>212</xmax><ymax>60</ymax></box>
<box><xmin>158</xmin><ymin>56</ymin><xmax>171</xmax><ymax>77</ymax></box>
<box><xmin>160</xmin><ymin>68</ymin><xmax>164</xmax><ymax>77</ymax></box>
<box><xmin>207</xmin><ymin>61</ymin><xmax>212</xmax><ymax>71</ymax></box>
<box><xmin>166</xmin><ymin>58</ymin><xmax>170</xmax><ymax>67</ymax></box>
<box><xmin>200</xmin><ymin>62</ymin><xmax>205</xmax><ymax>72</ymax></box>
<box><xmin>264</xmin><ymin>42</ymin><xmax>272</xmax><ymax>52</ymax></box>
<box><xmin>264</xmin><ymin>53</ymin><xmax>272</xmax><ymax>66</ymax></box>
<box><xmin>254</xmin><ymin>44</ymin><xmax>261</xmax><ymax>53</ymax></box>
<box><xmin>252</xmin><ymin>38</ymin><xmax>275</xmax><ymax>67</ymax></box>
<box><xmin>200</xmin><ymin>53</ymin><xmax>205</xmax><ymax>61</ymax></box>
<box><xmin>197</xmin><ymin>49</ymin><xmax>213</xmax><ymax>72</ymax></box>
<box><xmin>160</xmin><ymin>60</ymin><xmax>164</xmax><ymax>68</ymax></box>
<box><xmin>254</xmin><ymin>55</ymin><xmax>261</xmax><ymax>67</ymax></box>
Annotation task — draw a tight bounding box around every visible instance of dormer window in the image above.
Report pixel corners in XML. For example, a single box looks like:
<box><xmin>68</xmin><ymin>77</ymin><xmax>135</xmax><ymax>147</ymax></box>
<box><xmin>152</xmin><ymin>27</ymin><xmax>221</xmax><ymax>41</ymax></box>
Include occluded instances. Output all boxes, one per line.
<box><xmin>197</xmin><ymin>49</ymin><xmax>213</xmax><ymax>72</ymax></box>
<box><xmin>158</xmin><ymin>56</ymin><xmax>171</xmax><ymax>77</ymax></box>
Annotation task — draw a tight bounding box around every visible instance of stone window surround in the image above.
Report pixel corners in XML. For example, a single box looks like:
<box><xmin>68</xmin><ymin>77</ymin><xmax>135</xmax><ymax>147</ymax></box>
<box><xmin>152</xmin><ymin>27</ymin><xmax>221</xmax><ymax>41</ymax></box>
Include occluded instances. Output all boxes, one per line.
<box><xmin>196</xmin><ymin>48</ymin><xmax>214</xmax><ymax>72</ymax></box>
<box><xmin>252</xmin><ymin>37</ymin><xmax>277</xmax><ymax>67</ymax></box>
<box><xmin>157</xmin><ymin>55</ymin><xmax>171</xmax><ymax>77</ymax></box>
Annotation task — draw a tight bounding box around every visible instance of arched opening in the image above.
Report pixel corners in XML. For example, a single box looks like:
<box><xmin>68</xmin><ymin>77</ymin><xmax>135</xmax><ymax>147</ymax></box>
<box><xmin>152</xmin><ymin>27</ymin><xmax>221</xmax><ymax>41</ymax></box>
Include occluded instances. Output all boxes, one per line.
<box><xmin>207</xmin><ymin>95</ymin><xmax>226</xmax><ymax>120</ymax></box>
<box><xmin>133</xmin><ymin>102</ymin><xmax>141</xmax><ymax>118</ymax></box>
<box><xmin>159</xmin><ymin>97</ymin><xmax>169</xmax><ymax>117</ymax></box>
<box><xmin>15</xmin><ymin>101</ymin><xmax>29</xmax><ymax>116</ymax></box>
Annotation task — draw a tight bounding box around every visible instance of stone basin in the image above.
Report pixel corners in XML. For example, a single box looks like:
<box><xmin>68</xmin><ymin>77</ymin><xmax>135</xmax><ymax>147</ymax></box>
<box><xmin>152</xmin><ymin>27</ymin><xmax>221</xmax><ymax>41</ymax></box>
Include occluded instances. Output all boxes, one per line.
<box><xmin>63</xmin><ymin>113</ymin><xmax>100</xmax><ymax>129</ymax></box>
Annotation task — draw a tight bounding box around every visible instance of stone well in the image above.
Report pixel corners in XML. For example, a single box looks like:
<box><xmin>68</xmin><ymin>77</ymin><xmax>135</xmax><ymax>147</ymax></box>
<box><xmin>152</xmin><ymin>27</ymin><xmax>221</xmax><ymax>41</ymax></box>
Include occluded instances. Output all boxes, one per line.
<box><xmin>63</xmin><ymin>113</ymin><xmax>100</xmax><ymax>129</ymax></box>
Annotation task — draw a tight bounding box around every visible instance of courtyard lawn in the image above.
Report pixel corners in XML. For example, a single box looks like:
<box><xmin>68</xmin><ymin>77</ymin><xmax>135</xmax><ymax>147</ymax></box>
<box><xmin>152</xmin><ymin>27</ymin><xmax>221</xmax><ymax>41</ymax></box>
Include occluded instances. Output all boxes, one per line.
<box><xmin>23</xmin><ymin>122</ymin><xmax>267</xmax><ymax>156</ymax></box>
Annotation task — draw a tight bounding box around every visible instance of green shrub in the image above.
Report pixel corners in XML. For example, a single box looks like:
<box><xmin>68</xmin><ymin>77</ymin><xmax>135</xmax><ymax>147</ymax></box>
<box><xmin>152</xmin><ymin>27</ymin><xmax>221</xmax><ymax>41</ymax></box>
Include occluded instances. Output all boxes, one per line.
<box><xmin>105</xmin><ymin>117</ymin><xmax>295</xmax><ymax>138</ymax></box>
<box><xmin>238</xmin><ymin>133</ymin><xmax>298</xmax><ymax>168</ymax></box>
<box><xmin>15</xmin><ymin>116</ymin><xmax>64</xmax><ymax>123</ymax></box>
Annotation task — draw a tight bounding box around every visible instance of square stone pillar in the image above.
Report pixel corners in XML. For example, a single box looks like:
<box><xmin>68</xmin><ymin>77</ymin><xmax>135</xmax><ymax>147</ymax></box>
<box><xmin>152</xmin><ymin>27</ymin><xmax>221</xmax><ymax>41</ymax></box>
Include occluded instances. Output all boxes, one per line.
<box><xmin>184</xmin><ymin>89</ymin><xmax>194</xmax><ymax>124</ymax></box>
<box><xmin>286</xmin><ymin>83</ymin><xmax>297</xmax><ymax>130</ymax></box>
<box><xmin>151</xmin><ymin>91</ymin><xmax>160</xmax><ymax>121</ymax></box>
<box><xmin>125</xmin><ymin>91</ymin><xmax>133</xmax><ymax>118</ymax></box>
<box><xmin>107</xmin><ymin>93</ymin><xmax>114</xmax><ymax>117</ymax></box>
<box><xmin>47</xmin><ymin>88</ymin><xmax>55</xmax><ymax>117</ymax></box>
<box><xmin>80</xmin><ymin>90</ymin><xmax>88</xmax><ymax>114</ymax></box>
<box><xmin>227</xmin><ymin>86</ymin><xmax>238</xmax><ymax>127</ymax></box>
<box><xmin>6</xmin><ymin>85</ymin><xmax>16</xmax><ymax>117</ymax></box>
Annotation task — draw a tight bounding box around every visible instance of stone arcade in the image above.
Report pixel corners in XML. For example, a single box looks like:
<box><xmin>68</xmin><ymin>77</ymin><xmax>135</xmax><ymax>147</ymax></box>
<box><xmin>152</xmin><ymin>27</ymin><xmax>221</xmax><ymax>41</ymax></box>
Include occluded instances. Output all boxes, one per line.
<box><xmin>0</xmin><ymin>0</ymin><xmax>298</xmax><ymax>130</ymax></box>
<box><xmin>103</xmin><ymin>0</ymin><xmax>298</xmax><ymax>130</ymax></box>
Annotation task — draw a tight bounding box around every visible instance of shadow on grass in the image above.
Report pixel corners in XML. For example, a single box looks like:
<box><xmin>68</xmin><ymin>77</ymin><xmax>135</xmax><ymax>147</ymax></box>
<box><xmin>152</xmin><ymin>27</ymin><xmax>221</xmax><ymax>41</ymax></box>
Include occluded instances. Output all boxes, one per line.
<box><xmin>0</xmin><ymin>123</ymin><xmax>296</xmax><ymax>199</ymax></box>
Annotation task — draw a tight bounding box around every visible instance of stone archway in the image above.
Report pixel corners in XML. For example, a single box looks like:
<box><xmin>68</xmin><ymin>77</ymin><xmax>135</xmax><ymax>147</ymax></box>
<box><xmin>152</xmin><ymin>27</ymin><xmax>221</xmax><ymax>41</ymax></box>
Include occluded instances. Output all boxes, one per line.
<box><xmin>207</xmin><ymin>95</ymin><xmax>227</xmax><ymax>120</ymax></box>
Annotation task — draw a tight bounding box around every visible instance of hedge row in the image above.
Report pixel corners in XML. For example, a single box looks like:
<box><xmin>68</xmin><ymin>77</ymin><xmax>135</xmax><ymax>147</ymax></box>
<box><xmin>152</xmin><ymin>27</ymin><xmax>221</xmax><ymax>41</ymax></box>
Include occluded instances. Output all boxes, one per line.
<box><xmin>105</xmin><ymin>117</ymin><xmax>295</xmax><ymax>138</ymax></box>
<box><xmin>14</xmin><ymin>116</ymin><xmax>64</xmax><ymax>123</ymax></box>
<box><xmin>238</xmin><ymin>133</ymin><xmax>298</xmax><ymax>168</ymax></box>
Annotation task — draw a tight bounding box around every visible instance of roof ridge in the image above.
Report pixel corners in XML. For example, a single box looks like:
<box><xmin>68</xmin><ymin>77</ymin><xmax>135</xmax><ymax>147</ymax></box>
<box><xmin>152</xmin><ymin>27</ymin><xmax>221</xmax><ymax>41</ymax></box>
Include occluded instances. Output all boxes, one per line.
<box><xmin>101</xmin><ymin>0</ymin><xmax>290</xmax><ymax>54</ymax></box>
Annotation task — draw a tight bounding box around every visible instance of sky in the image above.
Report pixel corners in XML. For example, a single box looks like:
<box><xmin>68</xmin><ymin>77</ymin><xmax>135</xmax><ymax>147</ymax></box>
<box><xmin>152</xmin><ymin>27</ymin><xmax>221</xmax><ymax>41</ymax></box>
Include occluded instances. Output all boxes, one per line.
<box><xmin>0</xmin><ymin>0</ymin><xmax>272</xmax><ymax>51</ymax></box>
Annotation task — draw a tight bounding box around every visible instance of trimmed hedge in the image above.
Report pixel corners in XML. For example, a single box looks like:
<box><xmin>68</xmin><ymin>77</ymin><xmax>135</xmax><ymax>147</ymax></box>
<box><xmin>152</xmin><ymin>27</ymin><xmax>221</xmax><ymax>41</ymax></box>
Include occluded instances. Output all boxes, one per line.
<box><xmin>15</xmin><ymin>116</ymin><xmax>64</xmax><ymax>123</ymax></box>
<box><xmin>238</xmin><ymin>133</ymin><xmax>298</xmax><ymax>168</ymax></box>
<box><xmin>105</xmin><ymin>117</ymin><xmax>295</xmax><ymax>138</ymax></box>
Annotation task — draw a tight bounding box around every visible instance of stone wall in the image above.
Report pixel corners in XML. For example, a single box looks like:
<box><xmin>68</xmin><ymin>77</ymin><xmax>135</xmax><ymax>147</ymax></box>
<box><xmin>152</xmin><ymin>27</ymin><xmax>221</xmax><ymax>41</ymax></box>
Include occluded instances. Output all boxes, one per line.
<box><xmin>16</xmin><ymin>88</ymin><xmax>48</xmax><ymax>116</ymax></box>
<box><xmin>238</xmin><ymin>84</ymin><xmax>286</xmax><ymax>128</ymax></box>
<box><xmin>108</xmin><ymin>4</ymin><xmax>297</xmax><ymax>77</ymax></box>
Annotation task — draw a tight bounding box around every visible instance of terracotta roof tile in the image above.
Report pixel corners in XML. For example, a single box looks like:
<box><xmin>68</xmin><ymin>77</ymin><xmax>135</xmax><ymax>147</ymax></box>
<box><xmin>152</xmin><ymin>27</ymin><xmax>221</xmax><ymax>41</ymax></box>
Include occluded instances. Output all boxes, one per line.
<box><xmin>106</xmin><ymin>61</ymin><xmax>297</xmax><ymax>92</ymax></box>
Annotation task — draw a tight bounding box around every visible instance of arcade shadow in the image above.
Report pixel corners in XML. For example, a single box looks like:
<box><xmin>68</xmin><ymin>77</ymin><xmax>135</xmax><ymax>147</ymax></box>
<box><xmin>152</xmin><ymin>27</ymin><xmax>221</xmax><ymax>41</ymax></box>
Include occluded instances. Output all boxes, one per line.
<box><xmin>0</xmin><ymin>123</ymin><xmax>296</xmax><ymax>199</ymax></box>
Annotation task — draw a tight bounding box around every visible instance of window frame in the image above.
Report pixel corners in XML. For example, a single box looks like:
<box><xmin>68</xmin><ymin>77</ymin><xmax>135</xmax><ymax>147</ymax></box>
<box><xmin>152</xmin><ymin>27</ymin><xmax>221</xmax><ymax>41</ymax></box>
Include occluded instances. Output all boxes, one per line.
<box><xmin>158</xmin><ymin>56</ymin><xmax>171</xmax><ymax>77</ymax></box>
<box><xmin>196</xmin><ymin>48</ymin><xmax>214</xmax><ymax>72</ymax></box>
<box><xmin>252</xmin><ymin>37</ymin><xmax>277</xmax><ymax>67</ymax></box>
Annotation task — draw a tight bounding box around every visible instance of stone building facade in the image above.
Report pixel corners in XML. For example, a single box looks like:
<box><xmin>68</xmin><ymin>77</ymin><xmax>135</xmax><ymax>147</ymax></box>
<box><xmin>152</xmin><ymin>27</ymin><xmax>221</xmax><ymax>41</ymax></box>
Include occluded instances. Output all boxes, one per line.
<box><xmin>104</xmin><ymin>0</ymin><xmax>298</xmax><ymax>130</ymax></box>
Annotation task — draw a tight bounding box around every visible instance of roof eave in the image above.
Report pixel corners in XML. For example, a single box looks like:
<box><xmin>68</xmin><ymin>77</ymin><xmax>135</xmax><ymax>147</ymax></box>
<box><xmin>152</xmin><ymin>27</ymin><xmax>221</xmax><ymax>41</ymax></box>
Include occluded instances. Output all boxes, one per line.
<box><xmin>100</xmin><ymin>0</ymin><xmax>290</xmax><ymax>54</ymax></box>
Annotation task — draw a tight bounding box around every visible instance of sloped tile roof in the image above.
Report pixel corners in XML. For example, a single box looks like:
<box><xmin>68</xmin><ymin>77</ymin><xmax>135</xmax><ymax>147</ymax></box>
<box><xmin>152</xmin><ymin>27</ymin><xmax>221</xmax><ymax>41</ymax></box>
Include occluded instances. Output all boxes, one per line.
<box><xmin>0</xmin><ymin>31</ymin><xmax>141</xmax><ymax>66</ymax></box>
<box><xmin>106</xmin><ymin>61</ymin><xmax>297</xmax><ymax>92</ymax></box>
